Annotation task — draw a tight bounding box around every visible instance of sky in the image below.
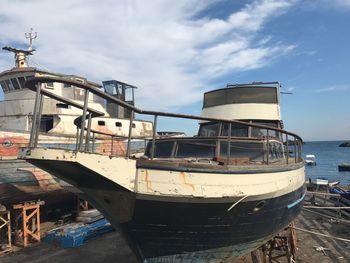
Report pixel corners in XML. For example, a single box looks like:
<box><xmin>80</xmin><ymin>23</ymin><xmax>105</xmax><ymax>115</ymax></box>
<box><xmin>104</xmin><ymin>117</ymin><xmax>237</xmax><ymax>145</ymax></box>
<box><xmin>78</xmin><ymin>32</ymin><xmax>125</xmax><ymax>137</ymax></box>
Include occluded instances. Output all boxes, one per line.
<box><xmin>0</xmin><ymin>0</ymin><xmax>349</xmax><ymax>141</ymax></box>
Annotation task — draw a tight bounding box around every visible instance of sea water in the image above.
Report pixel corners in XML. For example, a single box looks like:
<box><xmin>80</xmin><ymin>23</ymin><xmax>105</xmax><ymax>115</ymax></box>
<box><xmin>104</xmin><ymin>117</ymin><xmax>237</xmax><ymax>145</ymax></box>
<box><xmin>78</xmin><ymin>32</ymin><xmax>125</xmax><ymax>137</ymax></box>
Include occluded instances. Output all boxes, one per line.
<box><xmin>303</xmin><ymin>141</ymin><xmax>350</xmax><ymax>185</ymax></box>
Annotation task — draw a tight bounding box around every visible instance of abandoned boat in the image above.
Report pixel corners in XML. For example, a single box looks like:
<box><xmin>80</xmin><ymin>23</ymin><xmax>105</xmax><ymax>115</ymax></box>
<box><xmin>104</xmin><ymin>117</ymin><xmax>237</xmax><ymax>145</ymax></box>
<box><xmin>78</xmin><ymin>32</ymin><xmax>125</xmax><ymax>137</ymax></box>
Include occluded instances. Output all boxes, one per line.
<box><xmin>0</xmin><ymin>32</ymin><xmax>152</xmax><ymax>206</ymax></box>
<box><xmin>20</xmin><ymin>78</ymin><xmax>305</xmax><ymax>262</ymax></box>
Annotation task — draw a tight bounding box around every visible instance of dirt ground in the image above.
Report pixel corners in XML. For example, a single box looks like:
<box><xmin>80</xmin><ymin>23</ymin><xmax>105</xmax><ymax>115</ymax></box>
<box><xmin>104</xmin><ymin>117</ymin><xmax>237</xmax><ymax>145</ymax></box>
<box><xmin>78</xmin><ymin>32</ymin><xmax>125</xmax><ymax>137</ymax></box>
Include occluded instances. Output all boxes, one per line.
<box><xmin>1</xmin><ymin>208</ymin><xmax>350</xmax><ymax>263</ymax></box>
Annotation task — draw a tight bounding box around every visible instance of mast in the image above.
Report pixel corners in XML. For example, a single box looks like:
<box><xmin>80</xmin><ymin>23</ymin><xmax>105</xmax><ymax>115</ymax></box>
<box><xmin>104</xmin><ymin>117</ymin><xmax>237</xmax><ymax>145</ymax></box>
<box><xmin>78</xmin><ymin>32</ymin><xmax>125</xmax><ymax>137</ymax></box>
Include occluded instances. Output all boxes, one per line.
<box><xmin>2</xmin><ymin>28</ymin><xmax>37</xmax><ymax>68</ymax></box>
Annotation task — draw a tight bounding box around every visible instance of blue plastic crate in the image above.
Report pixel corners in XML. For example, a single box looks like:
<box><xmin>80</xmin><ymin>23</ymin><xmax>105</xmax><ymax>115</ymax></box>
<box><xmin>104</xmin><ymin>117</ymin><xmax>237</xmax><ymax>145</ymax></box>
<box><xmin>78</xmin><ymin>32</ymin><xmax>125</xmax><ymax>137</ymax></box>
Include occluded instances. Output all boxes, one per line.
<box><xmin>45</xmin><ymin>219</ymin><xmax>114</xmax><ymax>248</ymax></box>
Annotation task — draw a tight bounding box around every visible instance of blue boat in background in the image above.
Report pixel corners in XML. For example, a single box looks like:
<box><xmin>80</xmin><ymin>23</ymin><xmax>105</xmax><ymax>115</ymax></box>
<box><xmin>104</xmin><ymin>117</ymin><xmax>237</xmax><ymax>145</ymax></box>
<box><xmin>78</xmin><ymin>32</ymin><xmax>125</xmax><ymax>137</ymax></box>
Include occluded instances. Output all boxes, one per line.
<box><xmin>329</xmin><ymin>186</ymin><xmax>350</xmax><ymax>200</ymax></box>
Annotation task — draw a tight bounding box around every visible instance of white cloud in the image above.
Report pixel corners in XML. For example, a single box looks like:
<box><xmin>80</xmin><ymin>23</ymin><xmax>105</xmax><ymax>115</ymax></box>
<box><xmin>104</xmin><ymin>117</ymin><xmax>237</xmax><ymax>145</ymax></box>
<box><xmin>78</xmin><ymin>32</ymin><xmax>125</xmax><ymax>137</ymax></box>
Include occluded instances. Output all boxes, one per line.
<box><xmin>333</xmin><ymin>0</ymin><xmax>350</xmax><ymax>8</ymax></box>
<box><xmin>0</xmin><ymin>0</ymin><xmax>296</xmax><ymax>110</ymax></box>
<box><xmin>315</xmin><ymin>84</ymin><xmax>350</xmax><ymax>93</ymax></box>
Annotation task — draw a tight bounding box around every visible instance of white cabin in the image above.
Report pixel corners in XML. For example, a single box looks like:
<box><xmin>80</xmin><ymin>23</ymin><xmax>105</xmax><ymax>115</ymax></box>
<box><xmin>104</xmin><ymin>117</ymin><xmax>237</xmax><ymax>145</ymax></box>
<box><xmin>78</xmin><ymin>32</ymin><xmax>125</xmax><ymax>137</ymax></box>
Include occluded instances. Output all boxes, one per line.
<box><xmin>0</xmin><ymin>45</ymin><xmax>152</xmax><ymax>138</ymax></box>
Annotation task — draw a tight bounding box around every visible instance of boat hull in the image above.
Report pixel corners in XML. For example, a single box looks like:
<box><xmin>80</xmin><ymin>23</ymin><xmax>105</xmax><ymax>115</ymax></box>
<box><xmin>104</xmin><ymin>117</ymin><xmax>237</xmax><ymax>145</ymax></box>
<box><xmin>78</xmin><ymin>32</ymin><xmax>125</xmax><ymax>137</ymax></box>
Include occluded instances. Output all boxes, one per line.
<box><xmin>0</xmin><ymin>130</ymin><xmax>126</xmax><ymax>206</ymax></box>
<box><xmin>122</xmin><ymin>185</ymin><xmax>304</xmax><ymax>262</ymax></box>
<box><xmin>19</xmin><ymin>149</ymin><xmax>305</xmax><ymax>262</ymax></box>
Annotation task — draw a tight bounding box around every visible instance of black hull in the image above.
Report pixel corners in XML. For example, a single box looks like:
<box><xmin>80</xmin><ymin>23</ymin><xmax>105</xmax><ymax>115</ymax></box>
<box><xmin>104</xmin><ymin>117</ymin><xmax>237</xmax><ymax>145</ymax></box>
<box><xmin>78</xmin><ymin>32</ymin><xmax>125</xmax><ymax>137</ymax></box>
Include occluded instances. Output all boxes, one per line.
<box><xmin>121</xmin><ymin>185</ymin><xmax>305</xmax><ymax>262</ymax></box>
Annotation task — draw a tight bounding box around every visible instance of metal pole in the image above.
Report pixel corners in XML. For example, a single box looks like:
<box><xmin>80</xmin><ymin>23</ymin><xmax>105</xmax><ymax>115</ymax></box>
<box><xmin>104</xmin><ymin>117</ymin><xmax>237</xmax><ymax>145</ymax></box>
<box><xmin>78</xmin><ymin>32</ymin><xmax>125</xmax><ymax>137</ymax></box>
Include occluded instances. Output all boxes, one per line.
<box><xmin>126</xmin><ymin>110</ymin><xmax>134</xmax><ymax>158</ymax></box>
<box><xmin>78</xmin><ymin>90</ymin><xmax>89</xmax><ymax>151</ymax></box>
<box><xmin>226</xmin><ymin>122</ymin><xmax>231</xmax><ymax>165</ymax></box>
<box><xmin>92</xmin><ymin>132</ymin><xmax>95</xmax><ymax>153</ymax></box>
<box><xmin>151</xmin><ymin>115</ymin><xmax>158</xmax><ymax>160</ymax></box>
<box><xmin>29</xmin><ymin>84</ymin><xmax>41</xmax><ymax>147</ymax></box>
<box><xmin>294</xmin><ymin>138</ymin><xmax>297</xmax><ymax>163</ymax></box>
<box><xmin>84</xmin><ymin>113</ymin><xmax>92</xmax><ymax>152</ymax></box>
<box><xmin>75</xmin><ymin>126</ymin><xmax>79</xmax><ymax>152</ymax></box>
<box><xmin>286</xmin><ymin>134</ymin><xmax>289</xmax><ymax>164</ymax></box>
<box><xmin>34</xmin><ymin>90</ymin><xmax>44</xmax><ymax>147</ymax></box>
<box><xmin>266</xmin><ymin>129</ymin><xmax>269</xmax><ymax>165</ymax></box>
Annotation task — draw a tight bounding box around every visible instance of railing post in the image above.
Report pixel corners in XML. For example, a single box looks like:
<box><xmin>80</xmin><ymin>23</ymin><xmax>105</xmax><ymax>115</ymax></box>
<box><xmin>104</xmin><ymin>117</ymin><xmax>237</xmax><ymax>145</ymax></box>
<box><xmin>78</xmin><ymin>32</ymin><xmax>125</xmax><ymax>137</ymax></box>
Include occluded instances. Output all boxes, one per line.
<box><xmin>151</xmin><ymin>115</ymin><xmax>158</xmax><ymax>160</ymax></box>
<box><xmin>126</xmin><ymin>110</ymin><xmax>134</xmax><ymax>158</ymax></box>
<box><xmin>286</xmin><ymin>134</ymin><xmax>289</xmax><ymax>164</ymax></box>
<box><xmin>85</xmin><ymin>113</ymin><xmax>92</xmax><ymax>152</ymax></box>
<box><xmin>75</xmin><ymin>126</ymin><xmax>79</xmax><ymax>152</ymax></box>
<box><xmin>266</xmin><ymin>129</ymin><xmax>269</xmax><ymax>165</ymax></box>
<box><xmin>29</xmin><ymin>83</ymin><xmax>41</xmax><ymax>147</ymax></box>
<box><xmin>78</xmin><ymin>90</ymin><xmax>89</xmax><ymax>151</ymax></box>
<box><xmin>226</xmin><ymin>122</ymin><xmax>231</xmax><ymax>165</ymax></box>
<box><xmin>294</xmin><ymin>138</ymin><xmax>297</xmax><ymax>163</ymax></box>
<box><xmin>33</xmin><ymin>89</ymin><xmax>44</xmax><ymax>148</ymax></box>
<box><xmin>92</xmin><ymin>132</ymin><xmax>95</xmax><ymax>153</ymax></box>
<box><xmin>298</xmin><ymin>140</ymin><xmax>303</xmax><ymax>162</ymax></box>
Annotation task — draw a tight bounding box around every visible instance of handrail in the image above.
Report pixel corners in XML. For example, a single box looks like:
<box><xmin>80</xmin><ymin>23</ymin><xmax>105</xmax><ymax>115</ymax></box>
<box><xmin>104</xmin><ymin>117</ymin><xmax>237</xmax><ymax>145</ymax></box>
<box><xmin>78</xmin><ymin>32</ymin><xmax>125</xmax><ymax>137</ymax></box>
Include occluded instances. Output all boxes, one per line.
<box><xmin>25</xmin><ymin>76</ymin><xmax>303</xmax><ymax>143</ymax></box>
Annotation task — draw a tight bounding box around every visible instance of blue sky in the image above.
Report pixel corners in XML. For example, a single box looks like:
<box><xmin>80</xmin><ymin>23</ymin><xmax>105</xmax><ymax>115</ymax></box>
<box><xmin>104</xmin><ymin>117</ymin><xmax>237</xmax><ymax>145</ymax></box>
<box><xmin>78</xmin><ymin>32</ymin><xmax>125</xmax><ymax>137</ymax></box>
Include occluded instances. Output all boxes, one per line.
<box><xmin>0</xmin><ymin>0</ymin><xmax>349</xmax><ymax>141</ymax></box>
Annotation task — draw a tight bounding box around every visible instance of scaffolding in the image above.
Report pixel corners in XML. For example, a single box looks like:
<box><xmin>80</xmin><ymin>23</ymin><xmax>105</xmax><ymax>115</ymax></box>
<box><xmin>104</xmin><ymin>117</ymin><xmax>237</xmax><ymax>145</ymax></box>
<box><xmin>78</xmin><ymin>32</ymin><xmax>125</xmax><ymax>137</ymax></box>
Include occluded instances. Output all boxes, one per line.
<box><xmin>0</xmin><ymin>205</ymin><xmax>12</xmax><ymax>255</ymax></box>
<box><xmin>13</xmin><ymin>201</ymin><xmax>44</xmax><ymax>247</ymax></box>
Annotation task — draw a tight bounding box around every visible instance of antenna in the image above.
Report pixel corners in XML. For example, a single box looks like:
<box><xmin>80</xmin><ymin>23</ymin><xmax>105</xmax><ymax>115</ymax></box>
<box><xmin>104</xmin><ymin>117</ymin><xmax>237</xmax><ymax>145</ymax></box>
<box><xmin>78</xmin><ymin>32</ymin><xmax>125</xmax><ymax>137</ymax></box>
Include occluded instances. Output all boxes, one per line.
<box><xmin>25</xmin><ymin>28</ymin><xmax>37</xmax><ymax>52</ymax></box>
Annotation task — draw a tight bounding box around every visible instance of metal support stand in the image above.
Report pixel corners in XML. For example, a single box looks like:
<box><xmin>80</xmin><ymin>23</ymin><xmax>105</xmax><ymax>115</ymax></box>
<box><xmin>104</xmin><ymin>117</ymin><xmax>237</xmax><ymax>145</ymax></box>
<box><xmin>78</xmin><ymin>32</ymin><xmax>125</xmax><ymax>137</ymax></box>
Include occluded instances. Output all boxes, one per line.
<box><xmin>0</xmin><ymin>205</ymin><xmax>12</xmax><ymax>255</ymax></box>
<box><xmin>77</xmin><ymin>198</ymin><xmax>91</xmax><ymax>213</ymax></box>
<box><xmin>13</xmin><ymin>201</ymin><xmax>44</xmax><ymax>247</ymax></box>
<box><xmin>250</xmin><ymin>222</ymin><xmax>297</xmax><ymax>263</ymax></box>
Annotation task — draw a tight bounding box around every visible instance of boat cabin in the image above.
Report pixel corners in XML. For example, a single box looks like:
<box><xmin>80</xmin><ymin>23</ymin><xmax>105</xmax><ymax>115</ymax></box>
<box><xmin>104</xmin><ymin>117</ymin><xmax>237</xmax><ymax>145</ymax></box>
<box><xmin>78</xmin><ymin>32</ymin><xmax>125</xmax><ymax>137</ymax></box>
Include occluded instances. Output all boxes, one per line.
<box><xmin>0</xmin><ymin>41</ymin><xmax>152</xmax><ymax>138</ymax></box>
<box><xmin>143</xmin><ymin>83</ymin><xmax>292</xmax><ymax>166</ymax></box>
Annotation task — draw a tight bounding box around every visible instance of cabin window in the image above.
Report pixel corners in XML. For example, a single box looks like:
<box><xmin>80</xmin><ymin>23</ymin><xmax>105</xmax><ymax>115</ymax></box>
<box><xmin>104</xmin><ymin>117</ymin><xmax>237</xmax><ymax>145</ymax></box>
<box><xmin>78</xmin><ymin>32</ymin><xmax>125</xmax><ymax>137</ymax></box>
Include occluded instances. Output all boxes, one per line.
<box><xmin>226</xmin><ymin>87</ymin><xmax>277</xmax><ymax>104</ymax></box>
<box><xmin>5</xmin><ymin>79</ymin><xmax>14</xmax><ymax>91</ymax></box>
<box><xmin>198</xmin><ymin>122</ymin><xmax>221</xmax><ymax>137</ymax></box>
<box><xmin>11</xmin><ymin>78</ymin><xmax>21</xmax><ymax>90</ymax></box>
<box><xmin>222</xmin><ymin>123</ymin><xmax>248</xmax><ymax>137</ymax></box>
<box><xmin>269</xmin><ymin>141</ymin><xmax>284</xmax><ymax>160</ymax></box>
<box><xmin>56</xmin><ymin>103</ymin><xmax>69</xmax><ymax>109</ymax></box>
<box><xmin>203</xmin><ymin>87</ymin><xmax>278</xmax><ymax>108</ymax></box>
<box><xmin>98</xmin><ymin>120</ymin><xmax>105</xmax><ymax>126</ymax></box>
<box><xmin>18</xmin><ymin>77</ymin><xmax>26</xmax><ymax>89</ymax></box>
<box><xmin>0</xmin><ymin>81</ymin><xmax>8</xmax><ymax>92</ymax></box>
<box><xmin>104</xmin><ymin>83</ymin><xmax>117</xmax><ymax>95</ymax></box>
<box><xmin>220</xmin><ymin>141</ymin><xmax>264</xmax><ymax>161</ymax></box>
<box><xmin>145</xmin><ymin>141</ymin><xmax>174</xmax><ymax>158</ymax></box>
<box><xmin>46</xmin><ymin>82</ymin><xmax>54</xmax><ymax>88</ymax></box>
<box><xmin>132</xmin><ymin>123</ymin><xmax>136</xmax><ymax>128</ymax></box>
<box><xmin>115</xmin><ymin>122</ymin><xmax>122</xmax><ymax>127</ymax></box>
<box><xmin>176</xmin><ymin>140</ymin><xmax>216</xmax><ymax>158</ymax></box>
<box><xmin>251</xmin><ymin>121</ymin><xmax>279</xmax><ymax>138</ymax></box>
<box><xmin>64</xmin><ymin>83</ymin><xmax>71</xmax><ymax>88</ymax></box>
<box><xmin>40</xmin><ymin>115</ymin><xmax>54</xmax><ymax>133</ymax></box>
<box><xmin>203</xmin><ymin>89</ymin><xmax>226</xmax><ymax>107</ymax></box>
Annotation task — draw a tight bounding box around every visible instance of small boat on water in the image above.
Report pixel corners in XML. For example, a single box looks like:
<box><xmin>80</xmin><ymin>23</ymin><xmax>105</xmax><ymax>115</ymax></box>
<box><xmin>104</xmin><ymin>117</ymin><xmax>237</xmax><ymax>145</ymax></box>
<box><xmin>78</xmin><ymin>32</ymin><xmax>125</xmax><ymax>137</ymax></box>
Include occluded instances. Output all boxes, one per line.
<box><xmin>20</xmin><ymin>79</ymin><xmax>305</xmax><ymax>262</ymax></box>
<box><xmin>0</xmin><ymin>32</ymin><xmax>152</xmax><ymax>206</ymax></box>
<box><xmin>305</xmin><ymin>154</ymin><xmax>316</xmax><ymax>166</ymax></box>
<box><xmin>310</xmin><ymin>178</ymin><xmax>339</xmax><ymax>186</ymax></box>
<box><xmin>338</xmin><ymin>163</ymin><xmax>350</xmax><ymax>172</ymax></box>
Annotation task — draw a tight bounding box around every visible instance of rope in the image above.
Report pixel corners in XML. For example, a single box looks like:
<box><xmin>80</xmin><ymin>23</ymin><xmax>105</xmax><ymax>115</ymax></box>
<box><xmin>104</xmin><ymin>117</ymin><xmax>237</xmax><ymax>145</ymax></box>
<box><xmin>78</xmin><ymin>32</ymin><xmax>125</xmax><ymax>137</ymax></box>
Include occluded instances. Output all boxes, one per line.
<box><xmin>302</xmin><ymin>208</ymin><xmax>350</xmax><ymax>224</ymax></box>
<box><xmin>292</xmin><ymin>226</ymin><xmax>350</xmax><ymax>243</ymax></box>
<box><xmin>303</xmin><ymin>206</ymin><xmax>350</xmax><ymax>210</ymax></box>
<box><xmin>227</xmin><ymin>195</ymin><xmax>248</xmax><ymax>212</ymax></box>
<box><xmin>306</xmin><ymin>191</ymin><xmax>341</xmax><ymax>197</ymax></box>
